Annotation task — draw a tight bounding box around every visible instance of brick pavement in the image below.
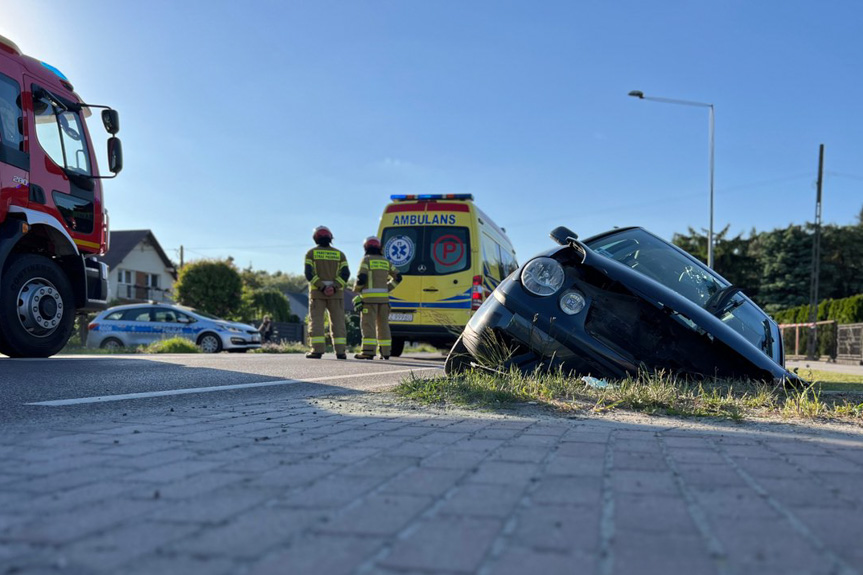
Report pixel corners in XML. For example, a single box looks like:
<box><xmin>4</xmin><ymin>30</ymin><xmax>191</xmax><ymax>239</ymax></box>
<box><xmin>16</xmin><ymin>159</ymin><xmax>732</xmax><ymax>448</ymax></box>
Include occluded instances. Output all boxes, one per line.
<box><xmin>1</xmin><ymin>393</ymin><xmax>863</xmax><ymax>575</ymax></box>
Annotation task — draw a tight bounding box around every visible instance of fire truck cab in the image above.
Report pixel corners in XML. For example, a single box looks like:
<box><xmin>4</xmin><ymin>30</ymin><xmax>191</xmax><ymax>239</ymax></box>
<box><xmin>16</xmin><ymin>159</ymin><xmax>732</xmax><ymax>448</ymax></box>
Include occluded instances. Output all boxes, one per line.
<box><xmin>0</xmin><ymin>35</ymin><xmax>122</xmax><ymax>357</ymax></box>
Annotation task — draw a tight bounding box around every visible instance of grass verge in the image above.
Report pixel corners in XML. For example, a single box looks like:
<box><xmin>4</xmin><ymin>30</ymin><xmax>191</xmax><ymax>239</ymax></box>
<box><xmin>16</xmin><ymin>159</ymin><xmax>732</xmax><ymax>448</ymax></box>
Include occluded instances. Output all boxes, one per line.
<box><xmin>395</xmin><ymin>368</ymin><xmax>863</xmax><ymax>423</ymax></box>
<box><xmin>251</xmin><ymin>341</ymin><xmax>307</xmax><ymax>354</ymax></box>
<box><xmin>139</xmin><ymin>337</ymin><xmax>201</xmax><ymax>354</ymax></box>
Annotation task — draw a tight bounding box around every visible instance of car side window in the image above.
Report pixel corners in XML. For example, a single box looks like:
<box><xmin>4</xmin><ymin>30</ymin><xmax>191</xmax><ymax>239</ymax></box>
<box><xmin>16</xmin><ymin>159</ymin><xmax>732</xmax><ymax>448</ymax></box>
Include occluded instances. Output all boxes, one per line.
<box><xmin>153</xmin><ymin>309</ymin><xmax>178</xmax><ymax>323</ymax></box>
<box><xmin>174</xmin><ymin>311</ymin><xmax>195</xmax><ymax>323</ymax></box>
<box><xmin>121</xmin><ymin>308</ymin><xmax>151</xmax><ymax>322</ymax></box>
<box><xmin>104</xmin><ymin>311</ymin><xmax>124</xmax><ymax>321</ymax></box>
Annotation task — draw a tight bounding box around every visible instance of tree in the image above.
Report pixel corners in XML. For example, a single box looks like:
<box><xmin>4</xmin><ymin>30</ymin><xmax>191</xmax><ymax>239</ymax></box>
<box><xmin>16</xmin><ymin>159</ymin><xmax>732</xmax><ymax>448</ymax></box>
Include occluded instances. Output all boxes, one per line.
<box><xmin>240</xmin><ymin>287</ymin><xmax>293</xmax><ymax>322</ymax></box>
<box><xmin>174</xmin><ymin>259</ymin><xmax>243</xmax><ymax>318</ymax></box>
<box><xmin>751</xmin><ymin>225</ymin><xmax>812</xmax><ymax>312</ymax></box>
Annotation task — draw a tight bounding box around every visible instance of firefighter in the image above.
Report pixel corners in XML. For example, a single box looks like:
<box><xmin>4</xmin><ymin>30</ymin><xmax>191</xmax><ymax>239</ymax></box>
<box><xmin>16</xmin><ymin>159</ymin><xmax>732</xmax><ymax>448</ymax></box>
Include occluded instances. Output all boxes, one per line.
<box><xmin>304</xmin><ymin>225</ymin><xmax>350</xmax><ymax>359</ymax></box>
<box><xmin>353</xmin><ymin>236</ymin><xmax>402</xmax><ymax>360</ymax></box>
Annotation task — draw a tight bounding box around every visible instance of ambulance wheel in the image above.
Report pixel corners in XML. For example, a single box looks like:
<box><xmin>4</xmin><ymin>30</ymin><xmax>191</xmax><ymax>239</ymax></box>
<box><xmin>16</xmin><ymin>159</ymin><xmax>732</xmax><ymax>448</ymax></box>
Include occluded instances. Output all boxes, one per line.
<box><xmin>390</xmin><ymin>338</ymin><xmax>405</xmax><ymax>357</ymax></box>
<box><xmin>0</xmin><ymin>254</ymin><xmax>75</xmax><ymax>358</ymax></box>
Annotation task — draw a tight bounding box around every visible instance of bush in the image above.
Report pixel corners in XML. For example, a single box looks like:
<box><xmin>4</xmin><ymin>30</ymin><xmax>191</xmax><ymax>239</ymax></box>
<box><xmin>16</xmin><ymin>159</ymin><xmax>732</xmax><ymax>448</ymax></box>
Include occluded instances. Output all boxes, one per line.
<box><xmin>773</xmin><ymin>294</ymin><xmax>863</xmax><ymax>325</ymax></box>
<box><xmin>141</xmin><ymin>337</ymin><xmax>201</xmax><ymax>354</ymax></box>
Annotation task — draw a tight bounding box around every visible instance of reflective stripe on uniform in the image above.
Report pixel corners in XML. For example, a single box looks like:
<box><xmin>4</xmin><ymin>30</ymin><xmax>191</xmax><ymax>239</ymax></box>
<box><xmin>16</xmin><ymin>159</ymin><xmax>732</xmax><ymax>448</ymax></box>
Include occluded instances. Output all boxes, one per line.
<box><xmin>379</xmin><ymin>339</ymin><xmax>392</xmax><ymax>346</ymax></box>
<box><xmin>362</xmin><ymin>338</ymin><xmax>378</xmax><ymax>345</ymax></box>
<box><xmin>310</xmin><ymin>336</ymin><xmax>326</xmax><ymax>344</ymax></box>
<box><xmin>362</xmin><ymin>288</ymin><xmax>388</xmax><ymax>294</ymax></box>
<box><xmin>333</xmin><ymin>337</ymin><xmax>347</xmax><ymax>344</ymax></box>
<box><xmin>336</xmin><ymin>277</ymin><xmax>348</xmax><ymax>287</ymax></box>
<box><xmin>370</xmin><ymin>259</ymin><xmax>390</xmax><ymax>270</ymax></box>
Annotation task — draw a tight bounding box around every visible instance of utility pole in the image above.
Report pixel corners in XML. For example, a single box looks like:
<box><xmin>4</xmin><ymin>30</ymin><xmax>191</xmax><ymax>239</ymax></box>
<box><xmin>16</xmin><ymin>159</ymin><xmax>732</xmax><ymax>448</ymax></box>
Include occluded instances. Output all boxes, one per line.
<box><xmin>179</xmin><ymin>245</ymin><xmax>184</xmax><ymax>269</ymax></box>
<box><xmin>806</xmin><ymin>144</ymin><xmax>824</xmax><ymax>360</ymax></box>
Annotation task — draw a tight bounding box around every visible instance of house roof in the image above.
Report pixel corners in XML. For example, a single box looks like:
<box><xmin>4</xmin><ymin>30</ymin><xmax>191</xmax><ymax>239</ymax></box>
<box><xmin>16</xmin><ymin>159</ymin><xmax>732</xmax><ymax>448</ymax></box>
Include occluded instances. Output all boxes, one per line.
<box><xmin>97</xmin><ymin>230</ymin><xmax>176</xmax><ymax>276</ymax></box>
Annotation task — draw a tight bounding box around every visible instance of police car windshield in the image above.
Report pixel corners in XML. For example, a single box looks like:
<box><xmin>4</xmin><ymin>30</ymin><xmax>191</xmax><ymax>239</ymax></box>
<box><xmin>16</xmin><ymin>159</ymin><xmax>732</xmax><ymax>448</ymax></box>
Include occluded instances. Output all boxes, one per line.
<box><xmin>191</xmin><ymin>309</ymin><xmax>221</xmax><ymax>320</ymax></box>
<box><xmin>381</xmin><ymin>226</ymin><xmax>471</xmax><ymax>275</ymax></box>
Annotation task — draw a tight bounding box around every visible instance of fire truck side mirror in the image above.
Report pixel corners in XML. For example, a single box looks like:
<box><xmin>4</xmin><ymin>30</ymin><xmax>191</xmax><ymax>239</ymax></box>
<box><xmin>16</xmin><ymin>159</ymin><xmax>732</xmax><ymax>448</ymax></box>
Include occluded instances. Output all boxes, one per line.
<box><xmin>107</xmin><ymin>137</ymin><xmax>123</xmax><ymax>174</ymax></box>
<box><xmin>101</xmin><ymin>109</ymin><xmax>120</xmax><ymax>134</ymax></box>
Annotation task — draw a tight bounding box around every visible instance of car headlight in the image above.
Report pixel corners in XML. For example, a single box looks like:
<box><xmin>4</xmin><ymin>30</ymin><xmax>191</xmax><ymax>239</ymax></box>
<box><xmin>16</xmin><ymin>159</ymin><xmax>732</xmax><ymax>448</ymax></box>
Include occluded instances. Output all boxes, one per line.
<box><xmin>220</xmin><ymin>325</ymin><xmax>242</xmax><ymax>333</ymax></box>
<box><xmin>559</xmin><ymin>290</ymin><xmax>586</xmax><ymax>315</ymax></box>
<box><xmin>521</xmin><ymin>257</ymin><xmax>565</xmax><ymax>296</ymax></box>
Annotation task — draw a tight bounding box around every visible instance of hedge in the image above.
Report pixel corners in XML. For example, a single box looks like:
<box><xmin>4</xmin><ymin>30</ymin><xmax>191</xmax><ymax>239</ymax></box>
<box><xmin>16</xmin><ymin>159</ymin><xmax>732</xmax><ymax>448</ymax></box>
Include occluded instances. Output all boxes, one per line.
<box><xmin>772</xmin><ymin>294</ymin><xmax>863</xmax><ymax>325</ymax></box>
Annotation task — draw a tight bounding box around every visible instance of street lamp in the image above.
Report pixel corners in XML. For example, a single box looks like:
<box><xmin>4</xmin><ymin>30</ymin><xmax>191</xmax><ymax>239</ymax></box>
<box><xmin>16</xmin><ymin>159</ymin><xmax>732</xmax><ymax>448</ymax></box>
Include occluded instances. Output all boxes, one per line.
<box><xmin>628</xmin><ymin>90</ymin><xmax>716</xmax><ymax>269</ymax></box>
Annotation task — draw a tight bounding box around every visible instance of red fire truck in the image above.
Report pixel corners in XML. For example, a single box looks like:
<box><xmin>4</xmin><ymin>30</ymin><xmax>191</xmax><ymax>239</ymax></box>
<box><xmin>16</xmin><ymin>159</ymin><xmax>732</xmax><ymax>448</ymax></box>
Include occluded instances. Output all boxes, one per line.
<box><xmin>0</xmin><ymin>35</ymin><xmax>122</xmax><ymax>357</ymax></box>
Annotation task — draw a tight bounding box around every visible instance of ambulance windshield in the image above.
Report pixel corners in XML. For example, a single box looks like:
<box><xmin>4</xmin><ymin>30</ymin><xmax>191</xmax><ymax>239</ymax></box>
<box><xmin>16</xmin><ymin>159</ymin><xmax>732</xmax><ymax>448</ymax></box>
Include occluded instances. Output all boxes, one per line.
<box><xmin>381</xmin><ymin>226</ymin><xmax>471</xmax><ymax>275</ymax></box>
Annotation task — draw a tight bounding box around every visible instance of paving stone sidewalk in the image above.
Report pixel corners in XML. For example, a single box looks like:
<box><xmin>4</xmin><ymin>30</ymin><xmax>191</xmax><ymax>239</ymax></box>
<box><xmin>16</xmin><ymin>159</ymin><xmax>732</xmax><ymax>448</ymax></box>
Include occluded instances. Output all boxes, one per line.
<box><xmin>2</xmin><ymin>393</ymin><xmax>863</xmax><ymax>575</ymax></box>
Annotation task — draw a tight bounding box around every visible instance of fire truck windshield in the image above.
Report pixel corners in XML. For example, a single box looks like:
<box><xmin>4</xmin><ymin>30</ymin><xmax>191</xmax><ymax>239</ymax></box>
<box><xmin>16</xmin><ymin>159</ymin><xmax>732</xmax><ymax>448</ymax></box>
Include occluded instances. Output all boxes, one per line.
<box><xmin>34</xmin><ymin>96</ymin><xmax>92</xmax><ymax>176</ymax></box>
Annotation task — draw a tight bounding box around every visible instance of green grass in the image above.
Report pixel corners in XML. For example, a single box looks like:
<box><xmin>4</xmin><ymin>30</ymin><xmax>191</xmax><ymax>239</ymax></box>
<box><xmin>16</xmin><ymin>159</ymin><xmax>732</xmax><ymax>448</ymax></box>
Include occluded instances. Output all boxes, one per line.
<box><xmin>139</xmin><ymin>337</ymin><xmax>201</xmax><ymax>354</ymax></box>
<box><xmin>396</xmin><ymin>367</ymin><xmax>863</xmax><ymax>423</ymax></box>
<box><xmin>251</xmin><ymin>341</ymin><xmax>307</xmax><ymax>354</ymax></box>
<box><xmin>793</xmin><ymin>368</ymin><xmax>863</xmax><ymax>393</ymax></box>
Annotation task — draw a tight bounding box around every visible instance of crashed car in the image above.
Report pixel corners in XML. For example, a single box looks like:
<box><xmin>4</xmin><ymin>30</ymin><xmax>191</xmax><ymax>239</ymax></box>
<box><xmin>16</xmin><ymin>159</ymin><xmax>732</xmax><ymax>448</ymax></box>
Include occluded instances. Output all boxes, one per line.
<box><xmin>446</xmin><ymin>226</ymin><xmax>795</xmax><ymax>383</ymax></box>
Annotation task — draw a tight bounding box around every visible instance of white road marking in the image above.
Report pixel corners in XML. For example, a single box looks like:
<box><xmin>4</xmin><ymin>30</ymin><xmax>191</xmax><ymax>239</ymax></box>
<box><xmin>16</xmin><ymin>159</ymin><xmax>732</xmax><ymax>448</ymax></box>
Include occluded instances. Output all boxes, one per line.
<box><xmin>26</xmin><ymin>367</ymin><xmax>442</xmax><ymax>407</ymax></box>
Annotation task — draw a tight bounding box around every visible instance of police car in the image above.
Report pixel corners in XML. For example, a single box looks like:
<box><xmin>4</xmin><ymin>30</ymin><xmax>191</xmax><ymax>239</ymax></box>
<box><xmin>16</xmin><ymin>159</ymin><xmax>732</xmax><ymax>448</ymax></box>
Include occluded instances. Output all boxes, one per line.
<box><xmin>86</xmin><ymin>303</ymin><xmax>261</xmax><ymax>353</ymax></box>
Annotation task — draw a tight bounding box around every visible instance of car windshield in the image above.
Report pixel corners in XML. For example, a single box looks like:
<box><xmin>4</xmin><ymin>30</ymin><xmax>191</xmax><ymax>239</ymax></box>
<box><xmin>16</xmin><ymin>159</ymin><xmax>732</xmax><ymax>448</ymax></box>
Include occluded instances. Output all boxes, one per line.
<box><xmin>190</xmin><ymin>309</ymin><xmax>221</xmax><ymax>320</ymax></box>
<box><xmin>585</xmin><ymin>228</ymin><xmax>728</xmax><ymax>310</ymax></box>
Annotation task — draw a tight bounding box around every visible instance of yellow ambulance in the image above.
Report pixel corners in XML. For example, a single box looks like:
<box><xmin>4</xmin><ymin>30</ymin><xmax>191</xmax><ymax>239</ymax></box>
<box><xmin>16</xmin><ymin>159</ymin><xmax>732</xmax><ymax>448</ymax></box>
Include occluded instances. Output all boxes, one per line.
<box><xmin>377</xmin><ymin>194</ymin><xmax>518</xmax><ymax>356</ymax></box>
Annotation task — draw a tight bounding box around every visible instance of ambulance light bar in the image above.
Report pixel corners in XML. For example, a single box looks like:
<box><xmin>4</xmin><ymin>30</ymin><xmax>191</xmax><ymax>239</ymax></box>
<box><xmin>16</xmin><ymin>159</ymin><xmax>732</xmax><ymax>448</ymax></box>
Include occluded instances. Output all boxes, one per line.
<box><xmin>390</xmin><ymin>194</ymin><xmax>474</xmax><ymax>201</ymax></box>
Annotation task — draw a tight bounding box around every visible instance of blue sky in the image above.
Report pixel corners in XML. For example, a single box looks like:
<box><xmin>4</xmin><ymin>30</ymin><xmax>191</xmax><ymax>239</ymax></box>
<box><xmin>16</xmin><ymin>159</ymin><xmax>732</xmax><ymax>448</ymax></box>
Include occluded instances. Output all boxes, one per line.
<box><xmin>2</xmin><ymin>1</ymin><xmax>861</xmax><ymax>276</ymax></box>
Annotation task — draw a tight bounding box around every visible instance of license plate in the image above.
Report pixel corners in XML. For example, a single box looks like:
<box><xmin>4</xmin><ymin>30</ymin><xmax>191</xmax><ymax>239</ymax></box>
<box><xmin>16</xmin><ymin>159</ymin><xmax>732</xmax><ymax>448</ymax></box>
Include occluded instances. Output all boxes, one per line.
<box><xmin>389</xmin><ymin>313</ymin><xmax>413</xmax><ymax>322</ymax></box>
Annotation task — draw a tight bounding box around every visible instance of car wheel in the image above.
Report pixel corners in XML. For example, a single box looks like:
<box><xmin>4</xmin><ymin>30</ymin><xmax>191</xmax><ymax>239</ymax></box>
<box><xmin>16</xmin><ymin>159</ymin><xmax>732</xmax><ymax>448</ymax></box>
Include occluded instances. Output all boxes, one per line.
<box><xmin>198</xmin><ymin>333</ymin><xmax>223</xmax><ymax>353</ymax></box>
<box><xmin>0</xmin><ymin>254</ymin><xmax>75</xmax><ymax>358</ymax></box>
<box><xmin>100</xmin><ymin>337</ymin><xmax>125</xmax><ymax>352</ymax></box>
<box><xmin>444</xmin><ymin>335</ymin><xmax>474</xmax><ymax>375</ymax></box>
<box><xmin>390</xmin><ymin>337</ymin><xmax>405</xmax><ymax>357</ymax></box>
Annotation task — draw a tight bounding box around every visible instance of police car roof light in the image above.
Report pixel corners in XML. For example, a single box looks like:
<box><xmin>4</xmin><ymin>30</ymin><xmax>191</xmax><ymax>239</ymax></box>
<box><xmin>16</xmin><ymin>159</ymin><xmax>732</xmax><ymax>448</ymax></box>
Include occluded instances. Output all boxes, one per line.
<box><xmin>390</xmin><ymin>194</ymin><xmax>474</xmax><ymax>202</ymax></box>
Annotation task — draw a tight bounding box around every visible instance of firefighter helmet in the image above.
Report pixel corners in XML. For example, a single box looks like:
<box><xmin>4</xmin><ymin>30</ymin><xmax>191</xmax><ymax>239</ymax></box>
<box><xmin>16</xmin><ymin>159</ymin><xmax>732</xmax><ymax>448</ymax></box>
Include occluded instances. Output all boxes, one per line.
<box><xmin>363</xmin><ymin>236</ymin><xmax>381</xmax><ymax>251</ymax></box>
<box><xmin>312</xmin><ymin>225</ymin><xmax>333</xmax><ymax>243</ymax></box>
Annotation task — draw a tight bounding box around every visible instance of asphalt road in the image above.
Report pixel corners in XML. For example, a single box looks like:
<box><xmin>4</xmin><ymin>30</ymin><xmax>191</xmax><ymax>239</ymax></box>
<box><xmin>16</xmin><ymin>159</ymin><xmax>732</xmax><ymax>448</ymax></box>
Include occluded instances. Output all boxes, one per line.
<box><xmin>0</xmin><ymin>352</ymin><xmax>445</xmax><ymax>425</ymax></box>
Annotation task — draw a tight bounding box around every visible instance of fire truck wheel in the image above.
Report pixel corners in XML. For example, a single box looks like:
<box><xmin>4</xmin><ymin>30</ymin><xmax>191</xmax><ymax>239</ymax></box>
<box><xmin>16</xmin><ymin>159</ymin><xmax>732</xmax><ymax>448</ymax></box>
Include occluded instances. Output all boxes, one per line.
<box><xmin>197</xmin><ymin>333</ymin><xmax>223</xmax><ymax>353</ymax></box>
<box><xmin>0</xmin><ymin>254</ymin><xmax>75</xmax><ymax>358</ymax></box>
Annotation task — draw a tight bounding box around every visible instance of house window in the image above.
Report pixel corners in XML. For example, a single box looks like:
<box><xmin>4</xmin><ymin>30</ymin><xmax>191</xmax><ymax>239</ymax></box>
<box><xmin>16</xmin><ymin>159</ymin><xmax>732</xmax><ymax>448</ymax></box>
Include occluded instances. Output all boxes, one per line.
<box><xmin>117</xmin><ymin>269</ymin><xmax>133</xmax><ymax>284</ymax></box>
<box><xmin>145</xmin><ymin>274</ymin><xmax>160</xmax><ymax>289</ymax></box>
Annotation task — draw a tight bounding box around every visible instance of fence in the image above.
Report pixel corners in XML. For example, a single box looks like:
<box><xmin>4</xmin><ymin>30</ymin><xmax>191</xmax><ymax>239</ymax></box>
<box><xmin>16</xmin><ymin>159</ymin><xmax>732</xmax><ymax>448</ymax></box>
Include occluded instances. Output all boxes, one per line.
<box><xmin>779</xmin><ymin>320</ymin><xmax>837</xmax><ymax>361</ymax></box>
<box><xmin>778</xmin><ymin>320</ymin><xmax>863</xmax><ymax>364</ymax></box>
<box><xmin>837</xmin><ymin>323</ymin><xmax>863</xmax><ymax>365</ymax></box>
<box><xmin>267</xmin><ymin>321</ymin><xmax>305</xmax><ymax>345</ymax></box>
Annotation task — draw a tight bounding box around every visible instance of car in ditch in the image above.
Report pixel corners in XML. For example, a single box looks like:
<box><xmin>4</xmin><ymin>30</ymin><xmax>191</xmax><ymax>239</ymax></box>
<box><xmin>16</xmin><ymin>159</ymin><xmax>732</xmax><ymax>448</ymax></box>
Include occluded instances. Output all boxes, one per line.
<box><xmin>86</xmin><ymin>302</ymin><xmax>261</xmax><ymax>353</ymax></box>
<box><xmin>446</xmin><ymin>226</ymin><xmax>796</xmax><ymax>383</ymax></box>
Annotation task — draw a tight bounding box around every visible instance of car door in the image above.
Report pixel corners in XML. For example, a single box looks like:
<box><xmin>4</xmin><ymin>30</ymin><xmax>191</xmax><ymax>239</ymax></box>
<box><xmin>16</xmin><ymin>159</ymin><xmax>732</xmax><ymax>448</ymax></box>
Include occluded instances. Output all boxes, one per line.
<box><xmin>152</xmin><ymin>308</ymin><xmax>181</xmax><ymax>341</ymax></box>
<box><xmin>119</xmin><ymin>307</ymin><xmax>156</xmax><ymax>347</ymax></box>
<box><xmin>172</xmin><ymin>310</ymin><xmax>200</xmax><ymax>343</ymax></box>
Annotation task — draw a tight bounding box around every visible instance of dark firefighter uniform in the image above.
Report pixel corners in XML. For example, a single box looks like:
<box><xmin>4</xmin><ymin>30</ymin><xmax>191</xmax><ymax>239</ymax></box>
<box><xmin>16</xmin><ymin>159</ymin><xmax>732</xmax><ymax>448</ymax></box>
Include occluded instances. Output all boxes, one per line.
<box><xmin>353</xmin><ymin>237</ymin><xmax>402</xmax><ymax>359</ymax></box>
<box><xmin>304</xmin><ymin>227</ymin><xmax>350</xmax><ymax>358</ymax></box>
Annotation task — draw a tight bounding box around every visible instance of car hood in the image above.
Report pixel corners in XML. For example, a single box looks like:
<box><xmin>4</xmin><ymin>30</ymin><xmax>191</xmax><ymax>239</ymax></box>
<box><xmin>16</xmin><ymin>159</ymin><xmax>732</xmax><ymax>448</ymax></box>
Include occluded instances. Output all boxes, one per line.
<box><xmin>214</xmin><ymin>320</ymin><xmax>256</xmax><ymax>331</ymax></box>
<box><xmin>536</xmin><ymin>242</ymin><xmax>790</xmax><ymax>381</ymax></box>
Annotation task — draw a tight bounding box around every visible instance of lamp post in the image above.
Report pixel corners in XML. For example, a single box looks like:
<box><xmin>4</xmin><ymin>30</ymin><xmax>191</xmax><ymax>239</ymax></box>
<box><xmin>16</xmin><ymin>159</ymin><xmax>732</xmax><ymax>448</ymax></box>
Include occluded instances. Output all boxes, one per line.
<box><xmin>628</xmin><ymin>90</ymin><xmax>715</xmax><ymax>269</ymax></box>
